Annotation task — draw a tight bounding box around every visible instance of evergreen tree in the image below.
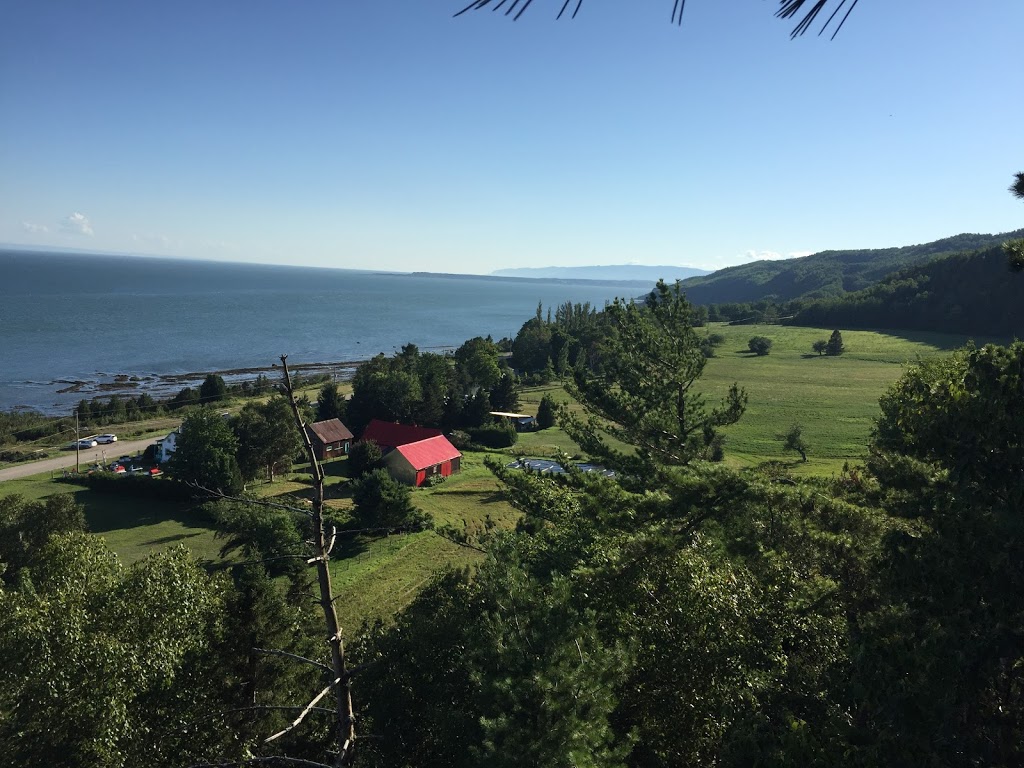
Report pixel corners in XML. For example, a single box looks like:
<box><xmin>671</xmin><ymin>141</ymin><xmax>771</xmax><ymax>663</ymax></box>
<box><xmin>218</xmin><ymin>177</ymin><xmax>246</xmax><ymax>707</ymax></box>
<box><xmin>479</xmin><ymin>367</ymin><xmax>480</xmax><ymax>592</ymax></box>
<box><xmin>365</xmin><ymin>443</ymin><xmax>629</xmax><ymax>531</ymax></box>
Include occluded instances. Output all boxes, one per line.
<box><xmin>489</xmin><ymin>372</ymin><xmax>520</xmax><ymax>412</ymax></box>
<box><xmin>233</xmin><ymin>397</ymin><xmax>301</xmax><ymax>482</ymax></box>
<box><xmin>564</xmin><ymin>279</ymin><xmax>746</xmax><ymax>476</ymax></box>
<box><xmin>199</xmin><ymin>374</ymin><xmax>229</xmax><ymax>403</ymax></box>
<box><xmin>350</xmin><ymin>469</ymin><xmax>426</xmax><ymax>529</ymax></box>
<box><xmin>536</xmin><ymin>394</ymin><xmax>557</xmax><ymax>429</ymax></box>
<box><xmin>826</xmin><ymin>329</ymin><xmax>845</xmax><ymax>356</ymax></box>
<box><xmin>316</xmin><ymin>381</ymin><xmax>344</xmax><ymax>421</ymax></box>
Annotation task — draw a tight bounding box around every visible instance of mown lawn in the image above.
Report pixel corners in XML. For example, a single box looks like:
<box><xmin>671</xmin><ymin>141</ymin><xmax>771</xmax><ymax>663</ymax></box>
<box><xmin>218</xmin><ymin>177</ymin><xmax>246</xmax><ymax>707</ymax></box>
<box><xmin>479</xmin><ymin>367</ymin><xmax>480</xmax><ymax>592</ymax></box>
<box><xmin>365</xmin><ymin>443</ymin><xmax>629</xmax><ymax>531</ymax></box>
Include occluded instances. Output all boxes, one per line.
<box><xmin>0</xmin><ymin>472</ymin><xmax>225</xmax><ymax>565</ymax></box>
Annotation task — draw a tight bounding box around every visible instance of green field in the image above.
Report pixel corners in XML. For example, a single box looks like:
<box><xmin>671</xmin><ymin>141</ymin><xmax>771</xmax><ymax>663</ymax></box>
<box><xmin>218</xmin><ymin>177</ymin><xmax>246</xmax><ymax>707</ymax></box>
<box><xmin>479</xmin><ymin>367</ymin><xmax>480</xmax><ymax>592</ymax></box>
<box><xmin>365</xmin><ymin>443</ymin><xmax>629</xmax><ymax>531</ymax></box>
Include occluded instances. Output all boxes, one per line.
<box><xmin>695</xmin><ymin>324</ymin><xmax>999</xmax><ymax>474</ymax></box>
<box><xmin>0</xmin><ymin>325</ymin><xmax>994</xmax><ymax>624</ymax></box>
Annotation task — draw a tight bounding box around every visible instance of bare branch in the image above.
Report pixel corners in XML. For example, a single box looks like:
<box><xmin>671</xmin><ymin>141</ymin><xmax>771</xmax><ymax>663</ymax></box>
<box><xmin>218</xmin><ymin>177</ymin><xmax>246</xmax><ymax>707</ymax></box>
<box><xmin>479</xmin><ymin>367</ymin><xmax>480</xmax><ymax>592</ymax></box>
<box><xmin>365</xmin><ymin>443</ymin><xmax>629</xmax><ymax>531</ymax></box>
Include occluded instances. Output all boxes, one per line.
<box><xmin>186</xmin><ymin>482</ymin><xmax>313</xmax><ymax>518</ymax></box>
<box><xmin>190</xmin><ymin>758</ymin><xmax>335</xmax><ymax>768</ymax></box>
<box><xmin>265</xmin><ymin>679</ymin><xmax>341</xmax><ymax>744</ymax></box>
<box><xmin>219</xmin><ymin>705</ymin><xmax>336</xmax><ymax>716</ymax></box>
<box><xmin>253</xmin><ymin>647</ymin><xmax>333</xmax><ymax>675</ymax></box>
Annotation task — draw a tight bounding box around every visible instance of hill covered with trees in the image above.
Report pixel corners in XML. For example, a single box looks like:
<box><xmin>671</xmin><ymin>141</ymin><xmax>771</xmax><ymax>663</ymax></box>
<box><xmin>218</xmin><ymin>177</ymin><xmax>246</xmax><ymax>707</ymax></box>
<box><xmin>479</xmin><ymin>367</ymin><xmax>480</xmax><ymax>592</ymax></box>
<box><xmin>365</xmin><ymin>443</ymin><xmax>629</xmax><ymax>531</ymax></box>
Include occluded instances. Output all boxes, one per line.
<box><xmin>789</xmin><ymin>244</ymin><xmax>1024</xmax><ymax>337</ymax></box>
<box><xmin>677</xmin><ymin>230</ymin><xmax>1024</xmax><ymax>306</ymax></box>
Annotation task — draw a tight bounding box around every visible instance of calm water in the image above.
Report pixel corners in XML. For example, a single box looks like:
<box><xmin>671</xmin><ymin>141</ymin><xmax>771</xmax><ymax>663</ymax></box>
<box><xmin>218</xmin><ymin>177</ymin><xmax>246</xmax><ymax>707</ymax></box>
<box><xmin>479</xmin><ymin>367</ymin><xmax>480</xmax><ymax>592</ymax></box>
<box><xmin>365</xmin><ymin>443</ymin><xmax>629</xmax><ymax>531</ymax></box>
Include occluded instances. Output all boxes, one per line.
<box><xmin>0</xmin><ymin>250</ymin><xmax>649</xmax><ymax>414</ymax></box>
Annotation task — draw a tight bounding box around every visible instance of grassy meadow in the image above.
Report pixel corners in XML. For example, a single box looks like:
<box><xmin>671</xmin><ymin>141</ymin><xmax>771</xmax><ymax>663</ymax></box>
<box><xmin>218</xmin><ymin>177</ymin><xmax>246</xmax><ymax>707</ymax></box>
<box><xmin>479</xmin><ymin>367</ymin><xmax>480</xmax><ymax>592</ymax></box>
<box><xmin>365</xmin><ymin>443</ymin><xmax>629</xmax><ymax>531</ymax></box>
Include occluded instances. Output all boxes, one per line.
<box><xmin>0</xmin><ymin>324</ymin><xmax>994</xmax><ymax>624</ymax></box>
<box><xmin>694</xmin><ymin>324</ymin><xmax>998</xmax><ymax>475</ymax></box>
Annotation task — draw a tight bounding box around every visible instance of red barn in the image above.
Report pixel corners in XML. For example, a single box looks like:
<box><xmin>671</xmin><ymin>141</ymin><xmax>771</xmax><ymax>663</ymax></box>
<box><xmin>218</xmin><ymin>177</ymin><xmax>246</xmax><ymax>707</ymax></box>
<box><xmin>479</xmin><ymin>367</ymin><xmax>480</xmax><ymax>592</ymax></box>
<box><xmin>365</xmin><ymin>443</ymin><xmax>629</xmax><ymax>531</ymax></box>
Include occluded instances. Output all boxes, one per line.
<box><xmin>360</xmin><ymin>419</ymin><xmax>442</xmax><ymax>451</ymax></box>
<box><xmin>381</xmin><ymin>435</ymin><xmax>462</xmax><ymax>487</ymax></box>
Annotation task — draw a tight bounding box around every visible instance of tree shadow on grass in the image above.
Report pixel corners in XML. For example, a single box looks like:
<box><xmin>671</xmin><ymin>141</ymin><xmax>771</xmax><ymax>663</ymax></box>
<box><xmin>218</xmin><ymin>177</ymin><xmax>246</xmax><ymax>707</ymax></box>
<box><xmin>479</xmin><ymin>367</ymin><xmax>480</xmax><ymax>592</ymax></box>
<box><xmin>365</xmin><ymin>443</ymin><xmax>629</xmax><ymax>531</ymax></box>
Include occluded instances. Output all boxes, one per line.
<box><xmin>140</xmin><ymin>532</ymin><xmax>203</xmax><ymax>547</ymax></box>
<box><xmin>331</xmin><ymin>533</ymin><xmax>371</xmax><ymax>562</ymax></box>
<box><xmin>853</xmin><ymin>327</ymin><xmax>1008</xmax><ymax>351</ymax></box>
<box><xmin>79</xmin><ymin>490</ymin><xmax>210</xmax><ymax>535</ymax></box>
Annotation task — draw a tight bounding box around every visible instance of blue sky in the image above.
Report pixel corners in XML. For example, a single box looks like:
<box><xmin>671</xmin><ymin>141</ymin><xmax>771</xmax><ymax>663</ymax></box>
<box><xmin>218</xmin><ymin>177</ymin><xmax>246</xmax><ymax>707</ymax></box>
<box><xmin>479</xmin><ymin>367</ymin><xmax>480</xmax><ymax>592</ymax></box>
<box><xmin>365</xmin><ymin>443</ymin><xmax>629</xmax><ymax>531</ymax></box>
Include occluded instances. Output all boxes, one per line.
<box><xmin>1</xmin><ymin>1</ymin><xmax>1021</xmax><ymax>273</ymax></box>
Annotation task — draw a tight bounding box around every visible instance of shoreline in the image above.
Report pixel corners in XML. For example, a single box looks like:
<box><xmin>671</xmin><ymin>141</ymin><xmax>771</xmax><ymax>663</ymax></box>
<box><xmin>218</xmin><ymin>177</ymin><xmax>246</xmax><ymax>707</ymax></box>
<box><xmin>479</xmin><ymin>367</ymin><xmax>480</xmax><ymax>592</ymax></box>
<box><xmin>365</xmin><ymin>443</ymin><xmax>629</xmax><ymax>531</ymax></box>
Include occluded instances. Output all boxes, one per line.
<box><xmin>6</xmin><ymin>358</ymin><xmax>374</xmax><ymax>417</ymax></box>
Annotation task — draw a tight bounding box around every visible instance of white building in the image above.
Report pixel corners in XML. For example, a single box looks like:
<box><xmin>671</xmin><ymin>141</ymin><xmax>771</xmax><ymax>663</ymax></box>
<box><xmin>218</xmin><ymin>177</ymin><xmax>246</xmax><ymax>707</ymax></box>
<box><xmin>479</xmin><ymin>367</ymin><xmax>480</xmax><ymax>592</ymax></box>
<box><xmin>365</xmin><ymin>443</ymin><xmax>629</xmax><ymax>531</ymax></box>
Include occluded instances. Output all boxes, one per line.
<box><xmin>156</xmin><ymin>429</ymin><xmax>180</xmax><ymax>464</ymax></box>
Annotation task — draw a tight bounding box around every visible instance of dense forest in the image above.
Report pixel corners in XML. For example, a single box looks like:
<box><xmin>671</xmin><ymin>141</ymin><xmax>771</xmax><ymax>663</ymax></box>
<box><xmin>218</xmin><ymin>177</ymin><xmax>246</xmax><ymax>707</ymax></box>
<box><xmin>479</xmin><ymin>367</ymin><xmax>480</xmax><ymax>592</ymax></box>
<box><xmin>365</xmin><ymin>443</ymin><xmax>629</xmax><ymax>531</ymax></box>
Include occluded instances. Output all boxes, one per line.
<box><xmin>677</xmin><ymin>229</ymin><xmax>1024</xmax><ymax>306</ymax></box>
<box><xmin>788</xmin><ymin>244</ymin><xmax>1024</xmax><ymax>336</ymax></box>
<box><xmin>2</xmin><ymin>281</ymin><xmax>1021</xmax><ymax>767</ymax></box>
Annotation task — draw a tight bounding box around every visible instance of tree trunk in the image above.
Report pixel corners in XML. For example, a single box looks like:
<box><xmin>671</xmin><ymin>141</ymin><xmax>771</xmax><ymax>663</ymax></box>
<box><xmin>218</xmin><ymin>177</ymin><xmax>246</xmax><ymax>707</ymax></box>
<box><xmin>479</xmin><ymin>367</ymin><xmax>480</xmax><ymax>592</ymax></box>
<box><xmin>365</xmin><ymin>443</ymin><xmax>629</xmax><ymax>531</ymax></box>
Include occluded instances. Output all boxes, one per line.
<box><xmin>281</xmin><ymin>356</ymin><xmax>356</xmax><ymax>766</ymax></box>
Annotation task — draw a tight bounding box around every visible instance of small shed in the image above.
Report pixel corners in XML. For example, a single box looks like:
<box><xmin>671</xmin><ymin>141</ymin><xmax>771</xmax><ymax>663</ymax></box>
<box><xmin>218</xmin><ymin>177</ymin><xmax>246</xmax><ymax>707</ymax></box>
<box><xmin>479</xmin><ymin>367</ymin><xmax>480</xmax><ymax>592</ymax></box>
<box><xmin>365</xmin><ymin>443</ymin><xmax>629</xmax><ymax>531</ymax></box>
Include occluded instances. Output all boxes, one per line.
<box><xmin>306</xmin><ymin>418</ymin><xmax>355</xmax><ymax>461</ymax></box>
<box><xmin>360</xmin><ymin>419</ymin><xmax>443</xmax><ymax>451</ymax></box>
<box><xmin>382</xmin><ymin>435</ymin><xmax>462</xmax><ymax>487</ymax></box>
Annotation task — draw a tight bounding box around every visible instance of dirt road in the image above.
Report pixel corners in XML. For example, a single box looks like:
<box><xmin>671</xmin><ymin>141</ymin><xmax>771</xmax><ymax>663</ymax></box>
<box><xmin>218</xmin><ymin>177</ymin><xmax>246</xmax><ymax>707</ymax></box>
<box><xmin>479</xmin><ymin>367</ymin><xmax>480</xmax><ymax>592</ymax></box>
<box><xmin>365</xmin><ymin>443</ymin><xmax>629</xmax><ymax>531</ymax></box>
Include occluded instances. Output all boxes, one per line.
<box><xmin>0</xmin><ymin>436</ymin><xmax>166</xmax><ymax>483</ymax></box>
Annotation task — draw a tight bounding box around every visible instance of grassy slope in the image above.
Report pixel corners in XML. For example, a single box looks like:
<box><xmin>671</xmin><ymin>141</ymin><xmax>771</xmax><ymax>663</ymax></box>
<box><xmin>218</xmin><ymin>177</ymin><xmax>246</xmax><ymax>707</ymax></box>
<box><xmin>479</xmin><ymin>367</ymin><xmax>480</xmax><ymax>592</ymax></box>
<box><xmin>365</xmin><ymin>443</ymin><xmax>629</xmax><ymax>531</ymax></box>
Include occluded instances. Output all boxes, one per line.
<box><xmin>675</xmin><ymin>229</ymin><xmax>1024</xmax><ymax>305</ymax></box>
<box><xmin>695</xmin><ymin>324</ymin><xmax>1002</xmax><ymax>475</ymax></box>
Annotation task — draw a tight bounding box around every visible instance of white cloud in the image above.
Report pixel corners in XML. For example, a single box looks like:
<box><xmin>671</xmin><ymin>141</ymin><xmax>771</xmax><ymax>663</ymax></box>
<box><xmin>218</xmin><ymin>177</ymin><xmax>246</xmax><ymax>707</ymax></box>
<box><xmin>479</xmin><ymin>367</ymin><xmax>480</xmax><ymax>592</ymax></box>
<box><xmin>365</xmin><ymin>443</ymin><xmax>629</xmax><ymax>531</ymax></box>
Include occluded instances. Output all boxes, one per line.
<box><xmin>61</xmin><ymin>212</ymin><xmax>94</xmax><ymax>235</ymax></box>
<box><xmin>743</xmin><ymin>249</ymin><xmax>787</xmax><ymax>262</ymax></box>
<box><xmin>22</xmin><ymin>220</ymin><xmax>48</xmax><ymax>233</ymax></box>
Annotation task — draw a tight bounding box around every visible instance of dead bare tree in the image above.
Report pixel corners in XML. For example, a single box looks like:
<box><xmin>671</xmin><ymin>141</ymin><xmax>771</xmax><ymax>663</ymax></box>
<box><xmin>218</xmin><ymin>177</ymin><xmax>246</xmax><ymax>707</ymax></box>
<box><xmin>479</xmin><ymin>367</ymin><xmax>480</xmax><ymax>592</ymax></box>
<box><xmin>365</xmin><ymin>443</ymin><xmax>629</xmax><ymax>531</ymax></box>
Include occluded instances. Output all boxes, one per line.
<box><xmin>194</xmin><ymin>358</ymin><xmax>360</xmax><ymax>767</ymax></box>
<box><xmin>278</xmin><ymin>354</ymin><xmax>357</xmax><ymax>766</ymax></box>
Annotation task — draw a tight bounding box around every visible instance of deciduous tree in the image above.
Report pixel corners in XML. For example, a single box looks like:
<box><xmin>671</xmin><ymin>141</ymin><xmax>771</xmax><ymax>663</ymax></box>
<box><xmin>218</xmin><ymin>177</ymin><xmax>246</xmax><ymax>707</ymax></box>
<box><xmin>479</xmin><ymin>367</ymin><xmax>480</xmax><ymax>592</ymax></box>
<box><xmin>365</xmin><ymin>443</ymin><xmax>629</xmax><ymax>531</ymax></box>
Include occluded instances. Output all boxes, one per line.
<box><xmin>781</xmin><ymin>423</ymin><xmax>808</xmax><ymax>461</ymax></box>
<box><xmin>748</xmin><ymin>336</ymin><xmax>773</xmax><ymax>356</ymax></box>
<box><xmin>234</xmin><ymin>396</ymin><xmax>302</xmax><ymax>482</ymax></box>
<box><xmin>170</xmin><ymin>408</ymin><xmax>243</xmax><ymax>494</ymax></box>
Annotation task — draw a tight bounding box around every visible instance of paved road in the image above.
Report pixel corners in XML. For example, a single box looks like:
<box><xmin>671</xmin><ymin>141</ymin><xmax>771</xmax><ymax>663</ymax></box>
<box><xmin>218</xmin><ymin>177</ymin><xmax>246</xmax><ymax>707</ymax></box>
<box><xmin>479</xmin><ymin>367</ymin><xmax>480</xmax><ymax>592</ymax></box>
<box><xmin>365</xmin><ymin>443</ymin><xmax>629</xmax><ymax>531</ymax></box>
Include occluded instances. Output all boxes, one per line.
<box><xmin>0</xmin><ymin>436</ymin><xmax>166</xmax><ymax>483</ymax></box>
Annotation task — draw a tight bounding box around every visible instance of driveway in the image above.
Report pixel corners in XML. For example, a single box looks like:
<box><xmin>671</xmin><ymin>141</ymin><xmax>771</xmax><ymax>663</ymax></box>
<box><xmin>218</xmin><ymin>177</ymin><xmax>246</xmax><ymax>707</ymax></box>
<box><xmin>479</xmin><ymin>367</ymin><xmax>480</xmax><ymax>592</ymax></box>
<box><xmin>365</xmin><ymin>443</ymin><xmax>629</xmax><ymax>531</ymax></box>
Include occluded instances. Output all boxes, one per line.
<box><xmin>0</xmin><ymin>436</ymin><xmax>167</xmax><ymax>483</ymax></box>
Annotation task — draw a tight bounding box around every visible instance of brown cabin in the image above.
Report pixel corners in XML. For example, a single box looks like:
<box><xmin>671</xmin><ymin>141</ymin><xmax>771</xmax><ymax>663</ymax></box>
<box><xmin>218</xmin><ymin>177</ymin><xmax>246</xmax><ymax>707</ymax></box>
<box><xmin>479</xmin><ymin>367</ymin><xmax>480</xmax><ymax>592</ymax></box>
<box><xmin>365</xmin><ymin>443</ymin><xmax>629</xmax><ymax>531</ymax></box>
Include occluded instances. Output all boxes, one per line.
<box><xmin>305</xmin><ymin>418</ymin><xmax>354</xmax><ymax>461</ymax></box>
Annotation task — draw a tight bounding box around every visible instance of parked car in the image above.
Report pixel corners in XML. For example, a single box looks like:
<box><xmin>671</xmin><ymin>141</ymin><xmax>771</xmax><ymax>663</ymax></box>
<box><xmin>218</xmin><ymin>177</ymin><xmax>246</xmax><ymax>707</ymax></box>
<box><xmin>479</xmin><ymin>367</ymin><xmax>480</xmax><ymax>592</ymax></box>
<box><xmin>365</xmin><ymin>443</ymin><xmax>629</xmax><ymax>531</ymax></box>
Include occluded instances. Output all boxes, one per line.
<box><xmin>96</xmin><ymin>434</ymin><xmax>118</xmax><ymax>444</ymax></box>
<box><xmin>76</xmin><ymin>439</ymin><xmax>98</xmax><ymax>449</ymax></box>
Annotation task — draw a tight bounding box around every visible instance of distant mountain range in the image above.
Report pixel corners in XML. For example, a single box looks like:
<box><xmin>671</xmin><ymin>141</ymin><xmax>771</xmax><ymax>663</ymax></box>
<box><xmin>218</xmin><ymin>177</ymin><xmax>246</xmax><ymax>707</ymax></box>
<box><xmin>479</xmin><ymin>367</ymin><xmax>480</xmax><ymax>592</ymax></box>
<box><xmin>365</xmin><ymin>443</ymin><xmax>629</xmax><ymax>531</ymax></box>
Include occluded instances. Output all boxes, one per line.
<box><xmin>676</xmin><ymin>230</ymin><xmax>1024</xmax><ymax>306</ymax></box>
<box><xmin>492</xmin><ymin>265</ymin><xmax>709</xmax><ymax>282</ymax></box>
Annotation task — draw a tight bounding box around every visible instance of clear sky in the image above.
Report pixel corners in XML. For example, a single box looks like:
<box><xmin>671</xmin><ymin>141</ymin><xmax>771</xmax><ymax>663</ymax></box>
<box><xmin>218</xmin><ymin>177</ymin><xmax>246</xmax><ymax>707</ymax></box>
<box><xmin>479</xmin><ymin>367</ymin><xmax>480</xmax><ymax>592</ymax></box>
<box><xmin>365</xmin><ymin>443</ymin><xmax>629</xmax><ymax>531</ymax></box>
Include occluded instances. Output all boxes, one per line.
<box><xmin>1</xmin><ymin>1</ymin><xmax>1021</xmax><ymax>273</ymax></box>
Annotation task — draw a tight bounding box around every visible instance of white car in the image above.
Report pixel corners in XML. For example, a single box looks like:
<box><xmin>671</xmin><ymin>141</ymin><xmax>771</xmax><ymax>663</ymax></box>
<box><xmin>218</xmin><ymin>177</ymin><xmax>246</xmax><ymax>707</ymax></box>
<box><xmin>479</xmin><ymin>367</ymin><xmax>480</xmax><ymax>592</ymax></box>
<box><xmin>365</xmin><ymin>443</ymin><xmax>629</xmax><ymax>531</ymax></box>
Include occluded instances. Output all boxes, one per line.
<box><xmin>96</xmin><ymin>434</ymin><xmax>118</xmax><ymax>444</ymax></box>
<box><xmin>76</xmin><ymin>439</ymin><xmax>98</xmax><ymax>449</ymax></box>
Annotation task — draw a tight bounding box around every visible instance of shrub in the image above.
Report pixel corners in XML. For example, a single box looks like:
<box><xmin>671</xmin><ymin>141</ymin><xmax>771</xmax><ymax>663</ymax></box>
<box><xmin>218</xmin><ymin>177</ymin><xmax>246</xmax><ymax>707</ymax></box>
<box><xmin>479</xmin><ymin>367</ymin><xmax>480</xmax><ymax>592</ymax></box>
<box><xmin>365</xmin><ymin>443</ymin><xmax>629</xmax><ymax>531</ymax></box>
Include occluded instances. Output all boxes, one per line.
<box><xmin>748</xmin><ymin>336</ymin><xmax>773</xmax><ymax>356</ymax></box>
<box><xmin>447</xmin><ymin>430</ymin><xmax>473</xmax><ymax>451</ymax></box>
<box><xmin>467</xmin><ymin>421</ymin><xmax>518</xmax><ymax>448</ymax></box>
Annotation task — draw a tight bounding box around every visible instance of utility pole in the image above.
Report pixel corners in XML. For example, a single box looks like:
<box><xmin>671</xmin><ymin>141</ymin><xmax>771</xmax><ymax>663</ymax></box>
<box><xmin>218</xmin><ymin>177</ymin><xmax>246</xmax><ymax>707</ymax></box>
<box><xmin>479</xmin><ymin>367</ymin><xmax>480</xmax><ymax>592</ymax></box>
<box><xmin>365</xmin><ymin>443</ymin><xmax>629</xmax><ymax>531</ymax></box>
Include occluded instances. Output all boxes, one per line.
<box><xmin>75</xmin><ymin>407</ymin><xmax>80</xmax><ymax>474</ymax></box>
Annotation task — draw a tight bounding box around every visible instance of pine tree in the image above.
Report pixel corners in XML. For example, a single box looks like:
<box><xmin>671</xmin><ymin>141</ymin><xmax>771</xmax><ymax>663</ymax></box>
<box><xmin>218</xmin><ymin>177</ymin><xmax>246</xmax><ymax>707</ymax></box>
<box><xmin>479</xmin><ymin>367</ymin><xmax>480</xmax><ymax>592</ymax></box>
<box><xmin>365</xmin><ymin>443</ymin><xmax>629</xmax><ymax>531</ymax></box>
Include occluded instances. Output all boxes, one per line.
<box><xmin>826</xmin><ymin>329</ymin><xmax>845</xmax><ymax>356</ymax></box>
<box><xmin>316</xmin><ymin>381</ymin><xmax>344</xmax><ymax>421</ymax></box>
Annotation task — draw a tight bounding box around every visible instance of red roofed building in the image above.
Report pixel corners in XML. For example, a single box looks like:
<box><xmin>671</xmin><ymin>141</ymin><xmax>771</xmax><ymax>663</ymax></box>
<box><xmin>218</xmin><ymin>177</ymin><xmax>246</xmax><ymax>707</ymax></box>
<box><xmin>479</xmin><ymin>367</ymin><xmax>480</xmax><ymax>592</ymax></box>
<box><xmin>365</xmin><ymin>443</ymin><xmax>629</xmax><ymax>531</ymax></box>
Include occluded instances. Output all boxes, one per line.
<box><xmin>381</xmin><ymin>435</ymin><xmax>462</xmax><ymax>487</ymax></box>
<box><xmin>360</xmin><ymin>419</ymin><xmax>442</xmax><ymax>451</ymax></box>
